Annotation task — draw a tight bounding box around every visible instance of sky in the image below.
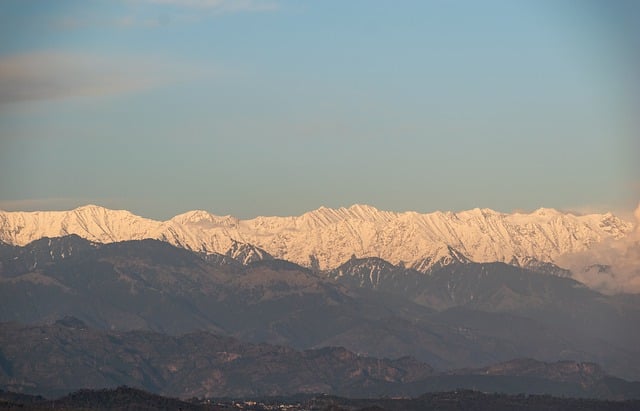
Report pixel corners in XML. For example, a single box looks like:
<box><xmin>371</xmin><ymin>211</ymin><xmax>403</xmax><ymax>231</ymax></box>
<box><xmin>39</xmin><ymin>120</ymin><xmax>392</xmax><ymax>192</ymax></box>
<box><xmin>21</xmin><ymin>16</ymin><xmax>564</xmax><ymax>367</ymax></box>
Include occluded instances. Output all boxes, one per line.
<box><xmin>0</xmin><ymin>0</ymin><xmax>638</xmax><ymax>220</ymax></box>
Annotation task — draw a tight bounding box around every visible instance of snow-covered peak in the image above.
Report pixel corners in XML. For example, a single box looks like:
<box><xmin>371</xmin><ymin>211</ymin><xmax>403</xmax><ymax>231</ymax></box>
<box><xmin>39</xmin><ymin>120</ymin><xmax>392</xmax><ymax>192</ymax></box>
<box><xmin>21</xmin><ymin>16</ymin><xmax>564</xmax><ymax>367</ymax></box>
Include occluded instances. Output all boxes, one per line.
<box><xmin>456</xmin><ymin>207</ymin><xmax>503</xmax><ymax>219</ymax></box>
<box><xmin>330</xmin><ymin>256</ymin><xmax>407</xmax><ymax>289</ymax></box>
<box><xmin>0</xmin><ymin>204</ymin><xmax>633</xmax><ymax>273</ymax></box>
<box><xmin>301</xmin><ymin>206</ymin><xmax>349</xmax><ymax>226</ymax></box>
<box><xmin>73</xmin><ymin>204</ymin><xmax>107</xmax><ymax>212</ymax></box>
<box><xmin>172</xmin><ymin>210</ymin><xmax>215</xmax><ymax>223</ymax></box>
<box><xmin>299</xmin><ymin>204</ymin><xmax>395</xmax><ymax>226</ymax></box>
<box><xmin>171</xmin><ymin>210</ymin><xmax>238</xmax><ymax>227</ymax></box>
<box><xmin>0</xmin><ymin>205</ymin><xmax>157</xmax><ymax>245</ymax></box>
<box><xmin>533</xmin><ymin>207</ymin><xmax>561</xmax><ymax>216</ymax></box>
<box><xmin>345</xmin><ymin>204</ymin><xmax>388</xmax><ymax>219</ymax></box>
<box><xmin>225</xmin><ymin>240</ymin><xmax>273</xmax><ymax>265</ymax></box>
<box><xmin>411</xmin><ymin>245</ymin><xmax>471</xmax><ymax>273</ymax></box>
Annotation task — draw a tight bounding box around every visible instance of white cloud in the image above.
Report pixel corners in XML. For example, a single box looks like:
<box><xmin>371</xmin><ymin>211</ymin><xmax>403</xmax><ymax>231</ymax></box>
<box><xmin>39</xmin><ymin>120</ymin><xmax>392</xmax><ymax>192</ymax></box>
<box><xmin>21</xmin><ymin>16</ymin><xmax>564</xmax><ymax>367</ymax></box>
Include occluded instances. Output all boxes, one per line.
<box><xmin>0</xmin><ymin>51</ymin><xmax>203</xmax><ymax>104</ymax></box>
<box><xmin>557</xmin><ymin>202</ymin><xmax>640</xmax><ymax>294</ymax></box>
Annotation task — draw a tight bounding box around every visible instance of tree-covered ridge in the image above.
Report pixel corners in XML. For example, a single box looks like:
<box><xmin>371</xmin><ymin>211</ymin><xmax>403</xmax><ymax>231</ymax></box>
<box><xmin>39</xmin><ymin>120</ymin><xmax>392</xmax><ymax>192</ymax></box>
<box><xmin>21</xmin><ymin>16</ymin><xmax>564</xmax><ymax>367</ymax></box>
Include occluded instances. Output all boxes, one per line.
<box><xmin>2</xmin><ymin>388</ymin><xmax>640</xmax><ymax>411</ymax></box>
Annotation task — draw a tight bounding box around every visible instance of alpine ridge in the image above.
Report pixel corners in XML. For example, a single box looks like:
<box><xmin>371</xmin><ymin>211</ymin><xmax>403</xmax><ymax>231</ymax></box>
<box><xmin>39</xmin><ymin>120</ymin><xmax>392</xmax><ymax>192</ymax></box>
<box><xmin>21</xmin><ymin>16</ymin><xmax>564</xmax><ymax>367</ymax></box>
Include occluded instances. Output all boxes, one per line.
<box><xmin>0</xmin><ymin>204</ymin><xmax>632</xmax><ymax>272</ymax></box>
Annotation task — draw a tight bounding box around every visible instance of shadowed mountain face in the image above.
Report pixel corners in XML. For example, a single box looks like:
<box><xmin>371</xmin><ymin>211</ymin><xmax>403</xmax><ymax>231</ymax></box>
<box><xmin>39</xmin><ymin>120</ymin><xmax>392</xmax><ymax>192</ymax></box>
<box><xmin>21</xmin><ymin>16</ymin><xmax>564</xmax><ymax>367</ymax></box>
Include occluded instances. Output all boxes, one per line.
<box><xmin>329</xmin><ymin>256</ymin><xmax>598</xmax><ymax>311</ymax></box>
<box><xmin>329</xmin><ymin>257</ymin><xmax>640</xmax><ymax>359</ymax></box>
<box><xmin>1</xmin><ymin>236</ymin><xmax>640</xmax><ymax>381</ymax></box>
<box><xmin>1</xmin><ymin>321</ymin><xmax>639</xmax><ymax>400</ymax></box>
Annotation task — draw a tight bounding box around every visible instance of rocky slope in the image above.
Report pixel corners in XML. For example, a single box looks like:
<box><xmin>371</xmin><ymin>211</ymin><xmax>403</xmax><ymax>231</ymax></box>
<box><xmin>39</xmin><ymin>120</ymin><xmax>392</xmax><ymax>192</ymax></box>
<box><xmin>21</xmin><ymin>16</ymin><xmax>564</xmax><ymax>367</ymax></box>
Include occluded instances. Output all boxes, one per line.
<box><xmin>0</xmin><ymin>204</ymin><xmax>632</xmax><ymax>272</ymax></box>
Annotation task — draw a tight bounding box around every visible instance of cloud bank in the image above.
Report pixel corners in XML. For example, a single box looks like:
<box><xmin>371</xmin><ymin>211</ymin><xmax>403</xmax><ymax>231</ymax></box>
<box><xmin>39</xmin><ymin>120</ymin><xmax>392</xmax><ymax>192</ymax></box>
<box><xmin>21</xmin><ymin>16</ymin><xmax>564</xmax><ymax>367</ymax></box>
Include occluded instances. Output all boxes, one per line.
<box><xmin>557</xmin><ymin>202</ymin><xmax>640</xmax><ymax>294</ymax></box>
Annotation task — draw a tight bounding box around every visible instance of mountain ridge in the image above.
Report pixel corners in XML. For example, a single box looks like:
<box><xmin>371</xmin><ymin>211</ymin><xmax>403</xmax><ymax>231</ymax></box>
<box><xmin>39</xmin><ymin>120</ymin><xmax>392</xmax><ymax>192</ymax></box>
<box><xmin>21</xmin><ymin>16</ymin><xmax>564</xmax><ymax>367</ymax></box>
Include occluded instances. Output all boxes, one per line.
<box><xmin>0</xmin><ymin>204</ymin><xmax>632</xmax><ymax>273</ymax></box>
<box><xmin>2</xmin><ymin>235</ymin><xmax>640</xmax><ymax>380</ymax></box>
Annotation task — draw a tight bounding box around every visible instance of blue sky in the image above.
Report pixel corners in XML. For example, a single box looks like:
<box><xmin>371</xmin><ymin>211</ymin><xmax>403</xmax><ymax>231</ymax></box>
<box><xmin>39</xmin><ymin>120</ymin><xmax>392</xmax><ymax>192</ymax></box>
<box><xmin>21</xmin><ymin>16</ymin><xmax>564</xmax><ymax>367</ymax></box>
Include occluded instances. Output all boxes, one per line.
<box><xmin>0</xmin><ymin>0</ymin><xmax>638</xmax><ymax>219</ymax></box>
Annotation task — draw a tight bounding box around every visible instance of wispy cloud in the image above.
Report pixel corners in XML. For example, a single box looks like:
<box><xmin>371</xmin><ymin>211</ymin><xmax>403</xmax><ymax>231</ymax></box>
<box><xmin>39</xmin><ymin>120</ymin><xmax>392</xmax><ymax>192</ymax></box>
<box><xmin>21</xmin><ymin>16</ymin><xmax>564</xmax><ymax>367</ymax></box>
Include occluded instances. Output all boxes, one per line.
<box><xmin>43</xmin><ymin>0</ymin><xmax>278</xmax><ymax>32</ymax></box>
<box><xmin>0</xmin><ymin>51</ymin><xmax>204</xmax><ymax>105</ymax></box>
<box><xmin>49</xmin><ymin>15</ymin><xmax>176</xmax><ymax>31</ymax></box>
<box><xmin>145</xmin><ymin>0</ymin><xmax>278</xmax><ymax>12</ymax></box>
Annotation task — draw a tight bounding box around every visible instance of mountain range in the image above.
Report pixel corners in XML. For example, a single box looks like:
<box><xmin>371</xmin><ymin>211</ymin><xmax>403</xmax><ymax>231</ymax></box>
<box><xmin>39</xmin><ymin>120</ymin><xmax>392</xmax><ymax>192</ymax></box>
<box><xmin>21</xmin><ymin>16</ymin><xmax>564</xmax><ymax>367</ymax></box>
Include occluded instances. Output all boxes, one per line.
<box><xmin>0</xmin><ymin>204</ymin><xmax>632</xmax><ymax>273</ymax></box>
<box><xmin>1</xmin><ymin>234</ymin><xmax>640</xmax><ymax>381</ymax></box>
<box><xmin>1</xmin><ymin>204</ymin><xmax>639</xmax><ymax>399</ymax></box>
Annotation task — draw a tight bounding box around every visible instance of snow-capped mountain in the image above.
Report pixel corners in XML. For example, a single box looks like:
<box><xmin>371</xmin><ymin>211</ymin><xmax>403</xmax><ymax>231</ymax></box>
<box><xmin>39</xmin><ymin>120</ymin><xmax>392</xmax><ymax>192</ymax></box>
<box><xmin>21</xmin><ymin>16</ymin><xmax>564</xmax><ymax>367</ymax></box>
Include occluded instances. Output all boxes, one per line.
<box><xmin>225</xmin><ymin>240</ymin><xmax>274</xmax><ymax>265</ymax></box>
<box><xmin>0</xmin><ymin>204</ymin><xmax>632</xmax><ymax>271</ymax></box>
<box><xmin>329</xmin><ymin>256</ymin><xmax>423</xmax><ymax>291</ymax></box>
<box><xmin>411</xmin><ymin>245</ymin><xmax>471</xmax><ymax>273</ymax></box>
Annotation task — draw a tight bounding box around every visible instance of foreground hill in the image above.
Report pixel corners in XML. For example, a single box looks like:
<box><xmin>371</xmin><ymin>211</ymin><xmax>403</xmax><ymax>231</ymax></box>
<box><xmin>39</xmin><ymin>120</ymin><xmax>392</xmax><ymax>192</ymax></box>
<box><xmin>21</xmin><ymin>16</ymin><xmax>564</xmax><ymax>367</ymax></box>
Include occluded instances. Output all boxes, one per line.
<box><xmin>312</xmin><ymin>391</ymin><xmax>640</xmax><ymax>411</ymax></box>
<box><xmin>0</xmin><ymin>204</ymin><xmax>631</xmax><ymax>272</ymax></box>
<box><xmin>0</xmin><ymin>386</ymin><xmax>212</xmax><ymax>410</ymax></box>
<box><xmin>3</xmin><ymin>387</ymin><xmax>640</xmax><ymax>411</ymax></box>
<box><xmin>1</xmin><ymin>236</ymin><xmax>640</xmax><ymax>380</ymax></box>
<box><xmin>1</xmin><ymin>321</ymin><xmax>639</xmax><ymax>400</ymax></box>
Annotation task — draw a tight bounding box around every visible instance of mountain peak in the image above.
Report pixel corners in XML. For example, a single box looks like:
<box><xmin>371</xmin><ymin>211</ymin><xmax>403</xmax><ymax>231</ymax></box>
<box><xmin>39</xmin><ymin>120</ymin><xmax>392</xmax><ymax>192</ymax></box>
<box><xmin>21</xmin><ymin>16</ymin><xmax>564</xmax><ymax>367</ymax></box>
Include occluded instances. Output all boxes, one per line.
<box><xmin>73</xmin><ymin>204</ymin><xmax>107</xmax><ymax>212</ymax></box>
<box><xmin>456</xmin><ymin>207</ymin><xmax>503</xmax><ymax>219</ymax></box>
<box><xmin>0</xmin><ymin>204</ymin><xmax>633</xmax><ymax>272</ymax></box>
<box><xmin>347</xmin><ymin>203</ymin><xmax>380</xmax><ymax>213</ymax></box>
<box><xmin>172</xmin><ymin>209</ymin><xmax>215</xmax><ymax>223</ymax></box>
<box><xmin>330</xmin><ymin>256</ymin><xmax>412</xmax><ymax>289</ymax></box>
<box><xmin>411</xmin><ymin>244</ymin><xmax>471</xmax><ymax>273</ymax></box>
<box><xmin>225</xmin><ymin>240</ymin><xmax>273</xmax><ymax>265</ymax></box>
<box><xmin>171</xmin><ymin>210</ymin><xmax>238</xmax><ymax>227</ymax></box>
<box><xmin>303</xmin><ymin>204</ymin><xmax>395</xmax><ymax>224</ymax></box>
<box><xmin>531</xmin><ymin>207</ymin><xmax>562</xmax><ymax>218</ymax></box>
